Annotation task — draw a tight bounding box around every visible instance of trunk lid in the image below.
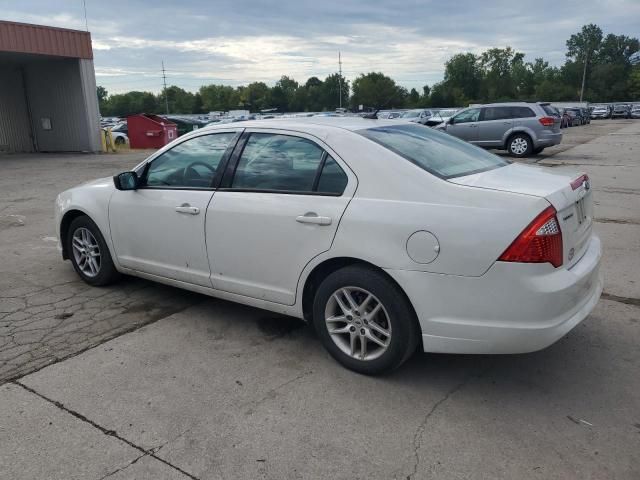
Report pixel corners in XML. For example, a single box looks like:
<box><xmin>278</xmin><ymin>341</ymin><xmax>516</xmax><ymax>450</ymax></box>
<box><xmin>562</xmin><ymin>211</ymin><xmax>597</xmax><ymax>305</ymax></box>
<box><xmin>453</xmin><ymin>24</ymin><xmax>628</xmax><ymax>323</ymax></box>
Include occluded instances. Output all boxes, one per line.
<box><xmin>450</xmin><ymin>163</ymin><xmax>593</xmax><ymax>268</ymax></box>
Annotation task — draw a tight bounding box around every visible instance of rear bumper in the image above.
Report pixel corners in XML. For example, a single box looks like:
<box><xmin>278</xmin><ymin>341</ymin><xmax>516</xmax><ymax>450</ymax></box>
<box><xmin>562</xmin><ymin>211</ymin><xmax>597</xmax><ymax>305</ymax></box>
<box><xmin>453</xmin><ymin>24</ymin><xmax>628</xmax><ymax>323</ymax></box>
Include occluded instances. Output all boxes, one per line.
<box><xmin>535</xmin><ymin>131</ymin><xmax>562</xmax><ymax>148</ymax></box>
<box><xmin>386</xmin><ymin>235</ymin><xmax>602</xmax><ymax>354</ymax></box>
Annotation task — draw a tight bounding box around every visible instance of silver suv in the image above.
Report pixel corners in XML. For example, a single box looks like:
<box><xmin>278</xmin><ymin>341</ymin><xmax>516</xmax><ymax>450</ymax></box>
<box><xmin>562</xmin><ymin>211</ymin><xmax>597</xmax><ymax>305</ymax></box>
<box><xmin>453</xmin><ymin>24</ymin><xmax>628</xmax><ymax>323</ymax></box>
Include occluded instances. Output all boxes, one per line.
<box><xmin>441</xmin><ymin>102</ymin><xmax>562</xmax><ymax>157</ymax></box>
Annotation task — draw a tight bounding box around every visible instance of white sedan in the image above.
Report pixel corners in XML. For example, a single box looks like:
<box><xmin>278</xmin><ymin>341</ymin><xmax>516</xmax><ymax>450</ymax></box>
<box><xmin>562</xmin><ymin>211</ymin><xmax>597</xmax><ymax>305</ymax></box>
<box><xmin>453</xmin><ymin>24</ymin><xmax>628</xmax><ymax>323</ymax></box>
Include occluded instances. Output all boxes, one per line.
<box><xmin>55</xmin><ymin>118</ymin><xmax>602</xmax><ymax>374</ymax></box>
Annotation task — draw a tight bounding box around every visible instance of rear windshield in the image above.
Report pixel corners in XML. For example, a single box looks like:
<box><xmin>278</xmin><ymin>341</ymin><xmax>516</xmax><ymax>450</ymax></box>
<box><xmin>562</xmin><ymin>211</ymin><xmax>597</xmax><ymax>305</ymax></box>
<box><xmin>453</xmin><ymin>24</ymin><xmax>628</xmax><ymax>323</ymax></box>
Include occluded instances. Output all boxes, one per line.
<box><xmin>357</xmin><ymin>124</ymin><xmax>509</xmax><ymax>179</ymax></box>
<box><xmin>540</xmin><ymin>104</ymin><xmax>557</xmax><ymax>116</ymax></box>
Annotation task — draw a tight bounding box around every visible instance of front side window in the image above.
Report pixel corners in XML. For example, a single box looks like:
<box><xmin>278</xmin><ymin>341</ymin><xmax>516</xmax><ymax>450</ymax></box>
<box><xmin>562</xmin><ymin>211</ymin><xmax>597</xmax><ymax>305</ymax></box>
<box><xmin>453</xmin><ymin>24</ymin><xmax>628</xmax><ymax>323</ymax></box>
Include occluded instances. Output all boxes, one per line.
<box><xmin>144</xmin><ymin>132</ymin><xmax>236</xmax><ymax>188</ymax></box>
<box><xmin>452</xmin><ymin>108</ymin><xmax>480</xmax><ymax>124</ymax></box>
<box><xmin>358</xmin><ymin>124</ymin><xmax>508</xmax><ymax>179</ymax></box>
<box><xmin>232</xmin><ymin>134</ymin><xmax>324</xmax><ymax>192</ymax></box>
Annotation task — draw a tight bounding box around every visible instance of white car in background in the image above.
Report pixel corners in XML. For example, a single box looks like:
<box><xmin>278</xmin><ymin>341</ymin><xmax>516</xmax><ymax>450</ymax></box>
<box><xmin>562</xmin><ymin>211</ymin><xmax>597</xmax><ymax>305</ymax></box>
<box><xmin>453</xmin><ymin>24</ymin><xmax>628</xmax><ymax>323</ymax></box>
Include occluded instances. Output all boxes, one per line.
<box><xmin>55</xmin><ymin>118</ymin><xmax>602</xmax><ymax>374</ymax></box>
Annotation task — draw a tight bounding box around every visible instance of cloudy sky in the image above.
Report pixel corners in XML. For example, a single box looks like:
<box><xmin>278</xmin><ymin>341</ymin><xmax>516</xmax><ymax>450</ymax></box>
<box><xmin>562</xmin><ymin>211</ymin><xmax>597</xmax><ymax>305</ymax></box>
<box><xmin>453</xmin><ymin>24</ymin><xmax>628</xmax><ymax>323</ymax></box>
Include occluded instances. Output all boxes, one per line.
<box><xmin>3</xmin><ymin>1</ymin><xmax>639</xmax><ymax>94</ymax></box>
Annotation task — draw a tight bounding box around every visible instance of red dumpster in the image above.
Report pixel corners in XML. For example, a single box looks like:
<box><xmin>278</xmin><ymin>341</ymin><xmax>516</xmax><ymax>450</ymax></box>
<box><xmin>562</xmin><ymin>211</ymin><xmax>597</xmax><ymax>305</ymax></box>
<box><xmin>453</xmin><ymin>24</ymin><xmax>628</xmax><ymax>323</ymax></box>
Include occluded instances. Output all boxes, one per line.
<box><xmin>126</xmin><ymin>114</ymin><xmax>178</xmax><ymax>149</ymax></box>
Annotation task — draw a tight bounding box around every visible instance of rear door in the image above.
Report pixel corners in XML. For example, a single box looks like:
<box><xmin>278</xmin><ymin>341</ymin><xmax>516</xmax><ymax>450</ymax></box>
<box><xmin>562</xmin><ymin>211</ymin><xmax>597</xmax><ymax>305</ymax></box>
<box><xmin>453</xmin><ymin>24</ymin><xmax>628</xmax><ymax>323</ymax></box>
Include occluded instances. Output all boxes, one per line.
<box><xmin>446</xmin><ymin>108</ymin><xmax>481</xmax><ymax>143</ymax></box>
<box><xmin>476</xmin><ymin>106</ymin><xmax>513</xmax><ymax>147</ymax></box>
<box><xmin>205</xmin><ymin>130</ymin><xmax>357</xmax><ymax>305</ymax></box>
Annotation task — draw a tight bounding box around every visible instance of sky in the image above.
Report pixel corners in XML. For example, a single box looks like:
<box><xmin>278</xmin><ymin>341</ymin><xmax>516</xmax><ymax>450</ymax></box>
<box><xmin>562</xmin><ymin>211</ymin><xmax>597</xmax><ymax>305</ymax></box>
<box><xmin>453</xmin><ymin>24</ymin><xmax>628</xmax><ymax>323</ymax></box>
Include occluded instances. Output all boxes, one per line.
<box><xmin>2</xmin><ymin>0</ymin><xmax>639</xmax><ymax>94</ymax></box>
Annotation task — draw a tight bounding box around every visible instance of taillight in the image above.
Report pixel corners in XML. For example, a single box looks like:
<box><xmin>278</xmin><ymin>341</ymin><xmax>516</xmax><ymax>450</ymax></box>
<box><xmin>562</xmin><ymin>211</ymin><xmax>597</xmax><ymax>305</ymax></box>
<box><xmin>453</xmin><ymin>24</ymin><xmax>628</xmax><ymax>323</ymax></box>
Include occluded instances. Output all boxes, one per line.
<box><xmin>538</xmin><ymin>116</ymin><xmax>555</xmax><ymax>127</ymax></box>
<box><xmin>499</xmin><ymin>206</ymin><xmax>563</xmax><ymax>268</ymax></box>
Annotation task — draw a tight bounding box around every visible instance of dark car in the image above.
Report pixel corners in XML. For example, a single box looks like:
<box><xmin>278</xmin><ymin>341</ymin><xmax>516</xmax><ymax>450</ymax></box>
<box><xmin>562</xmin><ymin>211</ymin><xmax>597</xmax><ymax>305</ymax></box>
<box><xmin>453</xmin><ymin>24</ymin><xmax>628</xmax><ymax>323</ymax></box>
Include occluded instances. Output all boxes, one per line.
<box><xmin>565</xmin><ymin>108</ymin><xmax>585</xmax><ymax>126</ymax></box>
<box><xmin>163</xmin><ymin>116</ymin><xmax>208</xmax><ymax>136</ymax></box>
<box><xmin>580</xmin><ymin>108</ymin><xmax>591</xmax><ymax>124</ymax></box>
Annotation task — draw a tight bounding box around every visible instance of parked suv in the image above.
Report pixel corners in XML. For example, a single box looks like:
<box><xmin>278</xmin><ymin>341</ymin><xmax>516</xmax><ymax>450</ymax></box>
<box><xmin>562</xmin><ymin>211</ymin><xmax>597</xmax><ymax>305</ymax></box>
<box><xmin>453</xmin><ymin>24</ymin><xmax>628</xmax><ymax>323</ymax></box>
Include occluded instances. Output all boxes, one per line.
<box><xmin>591</xmin><ymin>104</ymin><xmax>611</xmax><ymax>119</ymax></box>
<box><xmin>631</xmin><ymin>104</ymin><xmax>640</xmax><ymax>119</ymax></box>
<box><xmin>611</xmin><ymin>104</ymin><xmax>631</xmax><ymax>119</ymax></box>
<box><xmin>442</xmin><ymin>102</ymin><xmax>562</xmax><ymax>157</ymax></box>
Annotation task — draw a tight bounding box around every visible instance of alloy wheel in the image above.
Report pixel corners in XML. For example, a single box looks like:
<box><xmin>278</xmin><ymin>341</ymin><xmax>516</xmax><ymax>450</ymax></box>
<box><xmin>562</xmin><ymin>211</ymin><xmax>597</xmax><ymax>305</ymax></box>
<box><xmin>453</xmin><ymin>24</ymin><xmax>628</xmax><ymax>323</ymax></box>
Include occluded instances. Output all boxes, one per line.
<box><xmin>324</xmin><ymin>287</ymin><xmax>392</xmax><ymax>361</ymax></box>
<box><xmin>71</xmin><ymin>227</ymin><xmax>101</xmax><ymax>277</ymax></box>
<box><xmin>511</xmin><ymin>137</ymin><xmax>528</xmax><ymax>155</ymax></box>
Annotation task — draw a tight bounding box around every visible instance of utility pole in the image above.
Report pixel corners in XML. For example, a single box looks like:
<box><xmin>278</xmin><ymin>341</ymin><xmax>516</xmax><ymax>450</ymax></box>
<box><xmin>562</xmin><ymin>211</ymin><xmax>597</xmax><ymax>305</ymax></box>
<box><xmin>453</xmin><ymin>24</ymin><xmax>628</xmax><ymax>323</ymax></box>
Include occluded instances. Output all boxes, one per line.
<box><xmin>338</xmin><ymin>51</ymin><xmax>343</xmax><ymax>109</ymax></box>
<box><xmin>579</xmin><ymin>50</ymin><xmax>589</xmax><ymax>103</ymax></box>
<box><xmin>162</xmin><ymin>61</ymin><xmax>169</xmax><ymax>114</ymax></box>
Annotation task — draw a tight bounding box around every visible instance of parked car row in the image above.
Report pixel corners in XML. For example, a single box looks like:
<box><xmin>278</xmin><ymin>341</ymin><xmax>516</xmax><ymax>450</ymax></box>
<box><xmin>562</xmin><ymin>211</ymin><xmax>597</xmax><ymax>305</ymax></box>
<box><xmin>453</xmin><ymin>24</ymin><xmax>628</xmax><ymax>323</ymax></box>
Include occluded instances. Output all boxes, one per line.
<box><xmin>558</xmin><ymin>107</ymin><xmax>591</xmax><ymax>127</ymax></box>
<box><xmin>588</xmin><ymin>103</ymin><xmax>640</xmax><ymax>119</ymax></box>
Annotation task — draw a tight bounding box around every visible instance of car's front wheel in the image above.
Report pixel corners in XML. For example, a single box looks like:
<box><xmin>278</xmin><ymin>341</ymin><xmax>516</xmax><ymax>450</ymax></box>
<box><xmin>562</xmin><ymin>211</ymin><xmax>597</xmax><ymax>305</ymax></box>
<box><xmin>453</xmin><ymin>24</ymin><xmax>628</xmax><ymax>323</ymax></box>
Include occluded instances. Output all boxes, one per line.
<box><xmin>312</xmin><ymin>265</ymin><xmax>419</xmax><ymax>375</ymax></box>
<box><xmin>67</xmin><ymin>215</ymin><xmax>120</xmax><ymax>286</ymax></box>
<box><xmin>507</xmin><ymin>133</ymin><xmax>532</xmax><ymax>158</ymax></box>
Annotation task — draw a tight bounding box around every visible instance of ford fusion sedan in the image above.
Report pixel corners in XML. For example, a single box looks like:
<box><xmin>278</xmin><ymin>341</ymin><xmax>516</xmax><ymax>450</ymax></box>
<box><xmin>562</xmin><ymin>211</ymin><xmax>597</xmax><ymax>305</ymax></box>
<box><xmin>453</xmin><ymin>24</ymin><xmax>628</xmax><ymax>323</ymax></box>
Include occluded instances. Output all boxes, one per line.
<box><xmin>55</xmin><ymin>118</ymin><xmax>602</xmax><ymax>374</ymax></box>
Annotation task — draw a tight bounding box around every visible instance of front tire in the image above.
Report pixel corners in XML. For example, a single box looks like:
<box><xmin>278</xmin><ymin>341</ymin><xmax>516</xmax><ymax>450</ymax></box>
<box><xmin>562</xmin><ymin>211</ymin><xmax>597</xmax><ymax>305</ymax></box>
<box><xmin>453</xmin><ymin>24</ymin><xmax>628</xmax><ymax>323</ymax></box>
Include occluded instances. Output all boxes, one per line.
<box><xmin>67</xmin><ymin>216</ymin><xmax>120</xmax><ymax>286</ymax></box>
<box><xmin>507</xmin><ymin>133</ymin><xmax>532</xmax><ymax>158</ymax></box>
<box><xmin>312</xmin><ymin>265</ymin><xmax>419</xmax><ymax>375</ymax></box>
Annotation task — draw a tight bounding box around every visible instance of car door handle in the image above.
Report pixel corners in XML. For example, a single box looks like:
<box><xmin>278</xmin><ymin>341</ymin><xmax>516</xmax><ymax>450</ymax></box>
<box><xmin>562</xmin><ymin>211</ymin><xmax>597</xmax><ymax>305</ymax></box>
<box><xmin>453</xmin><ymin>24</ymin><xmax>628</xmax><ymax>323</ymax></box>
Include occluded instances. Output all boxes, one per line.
<box><xmin>296</xmin><ymin>213</ymin><xmax>332</xmax><ymax>226</ymax></box>
<box><xmin>175</xmin><ymin>204</ymin><xmax>200</xmax><ymax>215</ymax></box>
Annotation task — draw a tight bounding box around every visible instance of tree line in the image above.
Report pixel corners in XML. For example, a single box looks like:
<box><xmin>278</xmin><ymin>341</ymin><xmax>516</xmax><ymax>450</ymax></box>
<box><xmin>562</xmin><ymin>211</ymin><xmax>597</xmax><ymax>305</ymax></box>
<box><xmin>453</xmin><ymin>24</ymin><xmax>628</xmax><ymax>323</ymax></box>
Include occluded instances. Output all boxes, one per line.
<box><xmin>98</xmin><ymin>23</ymin><xmax>640</xmax><ymax>116</ymax></box>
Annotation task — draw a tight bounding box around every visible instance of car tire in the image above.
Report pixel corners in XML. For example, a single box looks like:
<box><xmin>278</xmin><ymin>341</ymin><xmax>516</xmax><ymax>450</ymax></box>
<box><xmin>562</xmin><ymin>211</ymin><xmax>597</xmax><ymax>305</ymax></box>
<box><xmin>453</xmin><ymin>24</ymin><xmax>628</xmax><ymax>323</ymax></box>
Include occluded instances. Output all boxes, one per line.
<box><xmin>507</xmin><ymin>133</ymin><xmax>532</xmax><ymax>158</ymax></box>
<box><xmin>66</xmin><ymin>215</ymin><xmax>120</xmax><ymax>286</ymax></box>
<box><xmin>312</xmin><ymin>265</ymin><xmax>420</xmax><ymax>375</ymax></box>
<box><xmin>114</xmin><ymin>136</ymin><xmax>125</xmax><ymax>145</ymax></box>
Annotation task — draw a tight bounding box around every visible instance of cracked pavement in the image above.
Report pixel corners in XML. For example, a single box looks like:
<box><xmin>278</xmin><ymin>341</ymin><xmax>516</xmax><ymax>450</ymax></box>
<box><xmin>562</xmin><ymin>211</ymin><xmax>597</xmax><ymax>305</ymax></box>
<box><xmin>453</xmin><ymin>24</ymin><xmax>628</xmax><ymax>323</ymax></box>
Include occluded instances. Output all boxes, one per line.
<box><xmin>1</xmin><ymin>121</ymin><xmax>639</xmax><ymax>479</ymax></box>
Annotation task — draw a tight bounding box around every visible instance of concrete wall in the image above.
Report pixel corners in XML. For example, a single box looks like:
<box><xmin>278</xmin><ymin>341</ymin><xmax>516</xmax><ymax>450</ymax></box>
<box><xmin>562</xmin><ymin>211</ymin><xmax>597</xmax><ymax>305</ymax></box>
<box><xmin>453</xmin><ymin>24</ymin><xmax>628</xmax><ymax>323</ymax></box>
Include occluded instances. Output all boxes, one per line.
<box><xmin>0</xmin><ymin>65</ymin><xmax>34</xmax><ymax>153</ymax></box>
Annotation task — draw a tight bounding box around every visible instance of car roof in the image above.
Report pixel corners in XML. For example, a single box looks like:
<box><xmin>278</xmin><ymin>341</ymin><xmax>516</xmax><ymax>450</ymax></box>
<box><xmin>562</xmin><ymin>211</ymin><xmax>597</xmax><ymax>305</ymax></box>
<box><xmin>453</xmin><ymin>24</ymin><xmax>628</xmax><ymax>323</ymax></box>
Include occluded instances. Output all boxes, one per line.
<box><xmin>201</xmin><ymin>116</ymin><xmax>414</xmax><ymax>133</ymax></box>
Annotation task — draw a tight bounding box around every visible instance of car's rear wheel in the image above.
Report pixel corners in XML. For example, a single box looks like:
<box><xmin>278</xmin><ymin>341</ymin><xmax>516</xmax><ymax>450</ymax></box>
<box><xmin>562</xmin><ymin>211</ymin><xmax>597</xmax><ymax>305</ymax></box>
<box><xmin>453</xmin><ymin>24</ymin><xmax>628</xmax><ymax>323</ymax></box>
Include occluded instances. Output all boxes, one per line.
<box><xmin>312</xmin><ymin>265</ymin><xmax>419</xmax><ymax>375</ymax></box>
<box><xmin>114</xmin><ymin>136</ymin><xmax>125</xmax><ymax>145</ymax></box>
<box><xmin>67</xmin><ymin>215</ymin><xmax>120</xmax><ymax>286</ymax></box>
<box><xmin>507</xmin><ymin>133</ymin><xmax>532</xmax><ymax>158</ymax></box>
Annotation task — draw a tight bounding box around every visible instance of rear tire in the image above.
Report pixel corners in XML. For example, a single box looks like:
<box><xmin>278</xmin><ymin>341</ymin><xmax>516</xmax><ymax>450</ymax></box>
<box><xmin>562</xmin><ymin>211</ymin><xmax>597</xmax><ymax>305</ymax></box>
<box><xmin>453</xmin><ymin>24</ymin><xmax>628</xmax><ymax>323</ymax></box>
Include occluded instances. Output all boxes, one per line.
<box><xmin>312</xmin><ymin>265</ymin><xmax>419</xmax><ymax>375</ymax></box>
<box><xmin>67</xmin><ymin>216</ymin><xmax>120</xmax><ymax>286</ymax></box>
<box><xmin>507</xmin><ymin>133</ymin><xmax>532</xmax><ymax>158</ymax></box>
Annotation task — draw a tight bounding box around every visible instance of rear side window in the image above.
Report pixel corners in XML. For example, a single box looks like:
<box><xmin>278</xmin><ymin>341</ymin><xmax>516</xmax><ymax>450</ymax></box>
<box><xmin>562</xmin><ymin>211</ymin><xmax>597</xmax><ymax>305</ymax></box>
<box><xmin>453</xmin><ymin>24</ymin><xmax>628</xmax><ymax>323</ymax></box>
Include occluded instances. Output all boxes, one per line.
<box><xmin>482</xmin><ymin>107</ymin><xmax>512</xmax><ymax>121</ymax></box>
<box><xmin>539</xmin><ymin>105</ymin><xmax>556</xmax><ymax>116</ymax></box>
<box><xmin>358</xmin><ymin>124</ymin><xmax>509</xmax><ymax>179</ymax></box>
<box><xmin>511</xmin><ymin>106</ymin><xmax>537</xmax><ymax>118</ymax></box>
<box><xmin>316</xmin><ymin>156</ymin><xmax>348</xmax><ymax>194</ymax></box>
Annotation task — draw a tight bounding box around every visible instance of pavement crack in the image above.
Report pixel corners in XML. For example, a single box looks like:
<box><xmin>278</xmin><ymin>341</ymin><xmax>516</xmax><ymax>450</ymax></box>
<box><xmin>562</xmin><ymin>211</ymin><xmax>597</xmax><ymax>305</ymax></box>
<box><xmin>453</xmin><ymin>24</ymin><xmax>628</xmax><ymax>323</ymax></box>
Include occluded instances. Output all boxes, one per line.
<box><xmin>12</xmin><ymin>381</ymin><xmax>200</xmax><ymax>480</ymax></box>
<box><xmin>98</xmin><ymin>452</ymin><xmax>149</xmax><ymax>480</ymax></box>
<box><xmin>406</xmin><ymin>366</ymin><xmax>490</xmax><ymax>480</ymax></box>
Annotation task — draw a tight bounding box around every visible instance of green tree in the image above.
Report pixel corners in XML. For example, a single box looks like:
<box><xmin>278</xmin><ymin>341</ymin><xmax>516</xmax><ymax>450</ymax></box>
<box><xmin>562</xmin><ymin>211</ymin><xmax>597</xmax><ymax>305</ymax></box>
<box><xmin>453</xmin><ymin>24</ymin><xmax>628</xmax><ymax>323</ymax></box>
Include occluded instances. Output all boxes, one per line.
<box><xmin>162</xmin><ymin>86</ymin><xmax>196</xmax><ymax>113</ymax></box>
<box><xmin>321</xmin><ymin>73</ymin><xmax>349</xmax><ymax>110</ymax></box>
<box><xmin>566</xmin><ymin>24</ymin><xmax>603</xmax><ymax>100</ymax></box>
<box><xmin>442</xmin><ymin>53</ymin><xmax>482</xmax><ymax>101</ymax></box>
<box><xmin>350</xmin><ymin>72</ymin><xmax>403</xmax><ymax>110</ymax></box>
<box><xmin>629</xmin><ymin>66</ymin><xmax>640</xmax><ymax>99</ymax></box>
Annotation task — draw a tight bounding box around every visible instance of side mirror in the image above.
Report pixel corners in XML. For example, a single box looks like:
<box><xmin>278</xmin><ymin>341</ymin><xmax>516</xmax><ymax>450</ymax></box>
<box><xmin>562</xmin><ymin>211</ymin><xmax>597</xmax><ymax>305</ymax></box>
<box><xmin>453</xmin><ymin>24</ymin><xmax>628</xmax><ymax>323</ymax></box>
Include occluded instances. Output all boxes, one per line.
<box><xmin>448</xmin><ymin>117</ymin><xmax>455</xmax><ymax>125</ymax></box>
<box><xmin>113</xmin><ymin>171</ymin><xmax>139</xmax><ymax>191</ymax></box>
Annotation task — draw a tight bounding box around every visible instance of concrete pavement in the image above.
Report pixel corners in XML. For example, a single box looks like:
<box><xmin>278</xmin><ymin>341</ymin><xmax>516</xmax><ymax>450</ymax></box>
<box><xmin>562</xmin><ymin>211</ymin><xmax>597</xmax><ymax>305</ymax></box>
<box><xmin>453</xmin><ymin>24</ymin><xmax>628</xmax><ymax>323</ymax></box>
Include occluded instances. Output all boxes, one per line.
<box><xmin>1</xmin><ymin>121</ymin><xmax>639</xmax><ymax>479</ymax></box>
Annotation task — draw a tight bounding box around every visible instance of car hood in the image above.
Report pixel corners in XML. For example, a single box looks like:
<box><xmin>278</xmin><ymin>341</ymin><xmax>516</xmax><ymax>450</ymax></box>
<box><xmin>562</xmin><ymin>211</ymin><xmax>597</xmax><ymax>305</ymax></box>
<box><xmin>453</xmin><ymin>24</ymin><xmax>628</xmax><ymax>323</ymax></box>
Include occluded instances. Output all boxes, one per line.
<box><xmin>448</xmin><ymin>163</ymin><xmax>586</xmax><ymax>211</ymax></box>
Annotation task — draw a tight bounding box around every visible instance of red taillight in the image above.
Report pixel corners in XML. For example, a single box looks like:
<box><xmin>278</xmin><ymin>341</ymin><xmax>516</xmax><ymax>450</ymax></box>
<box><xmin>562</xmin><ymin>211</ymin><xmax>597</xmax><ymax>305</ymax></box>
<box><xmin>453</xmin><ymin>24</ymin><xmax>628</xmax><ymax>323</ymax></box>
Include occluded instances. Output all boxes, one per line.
<box><xmin>570</xmin><ymin>174</ymin><xmax>589</xmax><ymax>190</ymax></box>
<box><xmin>538</xmin><ymin>116</ymin><xmax>555</xmax><ymax>127</ymax></box>
<box><xmin>499</xmin><ymin>206</ymin><xmax>563</xmax><ymax>268</ymax></box>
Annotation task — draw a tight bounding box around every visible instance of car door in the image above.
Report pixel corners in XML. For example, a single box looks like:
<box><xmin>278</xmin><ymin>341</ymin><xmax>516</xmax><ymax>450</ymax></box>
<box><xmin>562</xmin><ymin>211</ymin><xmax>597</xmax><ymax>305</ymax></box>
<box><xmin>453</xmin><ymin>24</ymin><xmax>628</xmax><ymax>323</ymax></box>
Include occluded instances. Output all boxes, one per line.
<box><xmin>445</xmin><ymin>108</ymin><xmax>481</xmax><ymax>143</ymax></box>
<box><xmin>476</xmin><ymin>106</ymin><xmax>513</xmax><ymax>147</ymax></box>
<box><xmin>109</xmin><ymin>130</ymin><xmax>240</xmax><ymax>286</ymax></box>
<box><xmin>205</xmin><ymin>130</ymin><xmax>356</xmax><ymax>305</ymax></box>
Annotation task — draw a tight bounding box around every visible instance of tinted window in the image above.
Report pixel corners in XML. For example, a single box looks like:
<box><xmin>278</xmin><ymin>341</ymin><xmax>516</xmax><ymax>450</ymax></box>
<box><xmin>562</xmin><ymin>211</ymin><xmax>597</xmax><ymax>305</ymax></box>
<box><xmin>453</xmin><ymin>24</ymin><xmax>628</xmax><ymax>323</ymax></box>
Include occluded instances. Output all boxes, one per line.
<box><xmin>482</xmin><ymin>107</ymin><xmax>512</xmax><ymax>121</ymax></box>
<box><xmin>232</xmin><ymin>133</ymin><xmax>324</xmax><ymax>192</ymax></box>
<box><xmin>145</xmin><ymin>133</ymin><xmax>236</xmax><ymax>188</ymax></box>
<box><xmin>510</xmin><ymin>106</ymin><xmax>536</xmax><ymax>118</ymax></box>
<box><xmin>452</xmin><ymin>108</ymin><xmax>480</xmax><ymax>123</ymax></box>
<box><xmin>358</xmin><ymin>124</ymin><xmax>508</xmax><ymax>179</ymax></box>
<box><xmin>539</xmin><ymin>105</ymin><xmax>556</xmax><ymax>116</ymax></box>
<box><xmin>317</xmin><ymin>156</ymin><xmax>348</xmax><ymax>194</ymax></box>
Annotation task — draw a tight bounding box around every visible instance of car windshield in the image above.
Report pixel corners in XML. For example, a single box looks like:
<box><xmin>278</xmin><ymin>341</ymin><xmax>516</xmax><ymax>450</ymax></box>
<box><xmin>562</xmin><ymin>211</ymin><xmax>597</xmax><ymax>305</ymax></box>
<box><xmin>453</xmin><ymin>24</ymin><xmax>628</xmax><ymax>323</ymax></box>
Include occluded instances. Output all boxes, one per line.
<box><xmin>401</xmin><ymin>110</ymin><xmax>421</xmax><ymax>118</ymax></box>
<box><xmin>358</xmin><ymin>124</ymin><xmax>509</xmax><ymax>179</ymax></box>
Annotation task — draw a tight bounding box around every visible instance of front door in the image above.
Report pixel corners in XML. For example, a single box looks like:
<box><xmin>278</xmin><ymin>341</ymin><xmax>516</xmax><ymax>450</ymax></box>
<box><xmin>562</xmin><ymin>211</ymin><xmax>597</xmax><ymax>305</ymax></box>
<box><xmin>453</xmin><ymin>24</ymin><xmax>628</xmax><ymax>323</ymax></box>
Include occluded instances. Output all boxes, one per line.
<box><xmin>109</xmin><ymin>131</ymin><xmax>239</xmax><ymax>286</ymax></box>
<box><xmin>446</xmin><ymin>107</ymin><xmax>481</xmax><ymax>143</ymax></box>
<box><xmin>205</xmin><ymin>131</ymin><xmax>356</xmax><ymax>305</ymax></box>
